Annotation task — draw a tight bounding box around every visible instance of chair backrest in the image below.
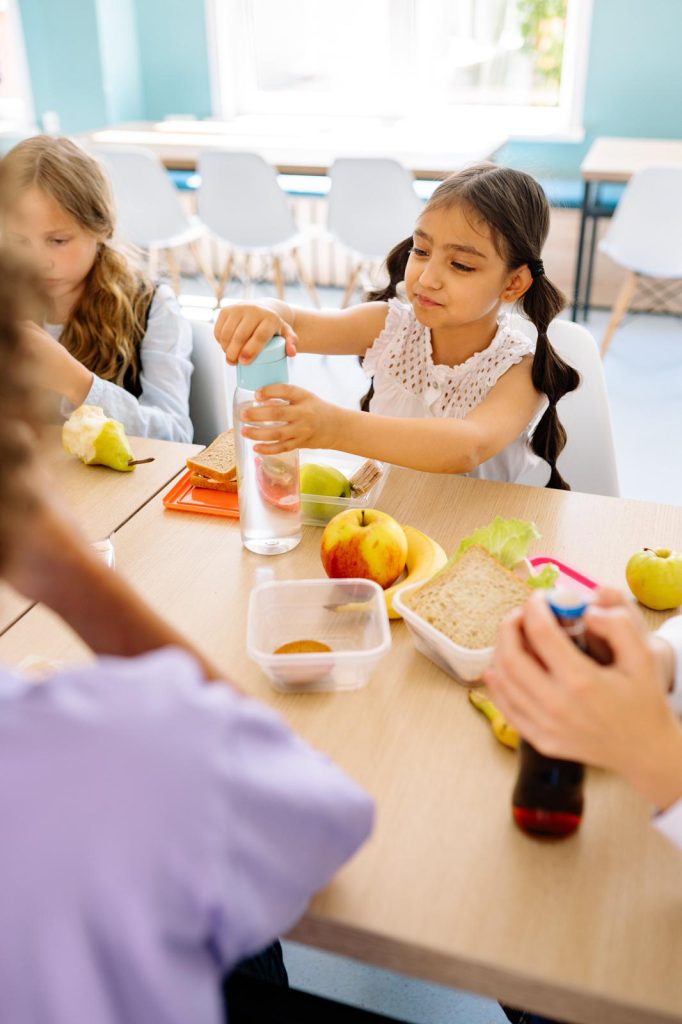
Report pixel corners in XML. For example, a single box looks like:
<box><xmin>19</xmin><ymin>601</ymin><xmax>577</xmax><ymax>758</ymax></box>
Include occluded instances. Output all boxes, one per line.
<box><xmin>327</xmin><ymin>157</ymin><xmax>422</xmax><ymax>260</ymax></box>
<box><xmin>188</xmin><ymin>319</ymin><xmax>235</xmax><ymax>446</ymax></box>
<box><xmin>512</xmin><ymin>316</ymin><xmax>620</xmax><ymax>497</ymax></box>
<box><xmin>599</xmin><ymin>165</ymin><xmax>682</xmax><ymax>278</ymax></box>
<box><xmin>91</xmin><ymin>145</ymin><xmax>192</xmax><ymax>248</ymax></box>
<box><xmin>197</xmin><ymin>150</ymin><xmax>297</xmax><ymax>249</ymax></box>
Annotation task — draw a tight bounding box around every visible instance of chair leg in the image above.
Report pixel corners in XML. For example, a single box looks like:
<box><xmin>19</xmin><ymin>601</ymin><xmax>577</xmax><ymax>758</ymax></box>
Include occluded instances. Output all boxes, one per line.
<box><xmin>242</xmin><ymin>254</ymin><xmax>253</xmax><ymax>300</ymax></box>
<box><xmin>190</xmin><ymin>239</ymin><xmax>217</xmax><ymax>293</ymax></box>
<box><xmin>166</xmin><ymin>248</ymin><xmax>182</xmax><ymax>296</ymax></box>
<box><xmin>214</xmin><ymin>251</ymin><xmax>234</xmax><ymax>307</ymax></box>
<box><xmin>600</xmin><ymin>271</ymin><xmax>638</xmax><ymax>358</ymax></box>
<box><xmin>341</xmin><ymin>263</ymin><xmax>362</xmax><ymax>309</ymax></box>
<box><xmin>272</xmin><ymin>254</ymin><xmax>286</xmax><ymax>300</ymax></box>
<box><xmin>291</xmin><ymin>248</ymin><xmax>321</xmax><ymax>308</ymax></box>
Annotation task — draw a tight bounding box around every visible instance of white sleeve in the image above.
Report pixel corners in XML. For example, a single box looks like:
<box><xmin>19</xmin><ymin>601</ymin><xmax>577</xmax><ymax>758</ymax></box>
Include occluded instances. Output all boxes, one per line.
<box><xmin>655</xmin><ymin>614</ymin><xmax>682</xmax><ymax>716</ymax></box>
<box><xmin>653</xmin><ymin>800</ymin><xmax>682</xmax><ymax>850</ymax></box>
<box><xmin>61</xmin><ymin>285</ymin><xmax>194</xmax><ymax>442</ymax></box>
<box><xmin>209</xmin><ymin>695</ymin><xmax>375</xmax><ymax>967</ymax></box>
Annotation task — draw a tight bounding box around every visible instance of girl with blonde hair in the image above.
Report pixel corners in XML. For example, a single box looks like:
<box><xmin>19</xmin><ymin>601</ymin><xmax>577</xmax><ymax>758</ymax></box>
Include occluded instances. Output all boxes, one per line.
<box><xmin>1</xmin><ymin>135</ymin><xmax>193</xmax><ymax>441</ymax></box>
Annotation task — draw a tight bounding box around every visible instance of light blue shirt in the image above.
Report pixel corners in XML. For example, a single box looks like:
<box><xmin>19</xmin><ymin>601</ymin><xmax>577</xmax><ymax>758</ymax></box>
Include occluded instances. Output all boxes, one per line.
<box><xmin>48</xmin><ymin>284</ymin><xmax>194</xmax><ymax>443</ymax></box>
<box><xmin>0</xmin><ymin>648</ymin><xmax>374</xmax><ymax>1023</ymax></box>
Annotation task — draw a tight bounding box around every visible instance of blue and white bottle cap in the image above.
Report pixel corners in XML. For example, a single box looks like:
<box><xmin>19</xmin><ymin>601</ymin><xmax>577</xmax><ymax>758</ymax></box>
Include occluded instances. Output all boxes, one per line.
<box><xmin>546</xmin><ymin>587</ymin><xmax>589</xmax><ymax>619</ymax></box>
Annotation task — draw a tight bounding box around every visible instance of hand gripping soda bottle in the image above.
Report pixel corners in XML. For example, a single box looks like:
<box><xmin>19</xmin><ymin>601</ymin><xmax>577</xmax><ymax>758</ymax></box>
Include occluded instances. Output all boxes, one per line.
<box><xmin>512</xmin><ymin>588</ymin><xmax>612</xmax><ymax>839</ymax></box>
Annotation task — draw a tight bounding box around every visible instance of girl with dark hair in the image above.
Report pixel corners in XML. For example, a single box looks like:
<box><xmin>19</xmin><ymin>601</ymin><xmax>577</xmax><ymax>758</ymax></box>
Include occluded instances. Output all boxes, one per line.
<box><xmin>215</xmin><ymin>163</ymin><xmax>579</xmax><ymax>488</ymax></box>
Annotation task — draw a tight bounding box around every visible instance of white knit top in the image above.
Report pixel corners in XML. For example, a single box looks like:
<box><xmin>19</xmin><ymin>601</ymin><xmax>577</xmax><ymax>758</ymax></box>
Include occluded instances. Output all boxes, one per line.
<box><xmin>362</xmin><ymin>299</ymin><xmax>550</xmax><ymax>485</ymax></box>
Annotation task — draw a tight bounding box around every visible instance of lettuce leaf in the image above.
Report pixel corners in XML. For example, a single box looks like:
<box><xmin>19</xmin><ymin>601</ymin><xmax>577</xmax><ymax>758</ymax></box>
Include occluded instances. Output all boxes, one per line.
<box><xmin>453</xmin><ymin>516</ymin><xmax>541</xmax><ymax>569</ymax></box>
<box><xmin>526</xmin><ymin>563</ymin><xmax>559</xmax><ymax>589</ymax></box>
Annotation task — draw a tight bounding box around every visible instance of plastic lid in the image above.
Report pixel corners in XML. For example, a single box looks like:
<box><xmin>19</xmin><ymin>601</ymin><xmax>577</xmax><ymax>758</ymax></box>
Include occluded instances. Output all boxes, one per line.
<box><xmin>237</xmin><ymin>335</ymin><xmax>288</xmax><ymax>391</ymax></box>
<box><xmin>546</xmin><ymin>587</ymin><xmax>588</xmax><ymax>619</ymax></box>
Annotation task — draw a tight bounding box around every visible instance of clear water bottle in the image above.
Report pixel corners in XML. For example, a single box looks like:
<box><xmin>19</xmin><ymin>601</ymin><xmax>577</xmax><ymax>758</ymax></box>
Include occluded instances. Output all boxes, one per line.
<box><xmin>233</xmin><ymin>336</ymin><xmax>302</xmax><ymax>555</ymax></box>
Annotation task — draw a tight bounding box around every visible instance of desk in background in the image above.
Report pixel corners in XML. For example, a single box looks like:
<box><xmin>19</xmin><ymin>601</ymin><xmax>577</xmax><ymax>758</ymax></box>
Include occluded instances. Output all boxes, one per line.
<box><xmin>572</xmin><ymin>136</ymin><xmax>682</xmax><ymax>320</ymax></box>
<box><xmin>84</xmin><ymin>118</ymin><xmax>506</xmax><ymax>180</ymax></box>
<box><xmin>1</xmin><ymin>456</ymin><xmax>681</xmax><ymax>1024</ymax></box>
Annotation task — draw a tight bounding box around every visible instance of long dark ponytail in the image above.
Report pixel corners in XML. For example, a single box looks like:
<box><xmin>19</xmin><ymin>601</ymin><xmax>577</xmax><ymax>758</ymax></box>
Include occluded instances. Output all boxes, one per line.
<box><xmin>363</xmin><ymin>163</ymin><xmax>580</xmax><ymax>488</ymax></box>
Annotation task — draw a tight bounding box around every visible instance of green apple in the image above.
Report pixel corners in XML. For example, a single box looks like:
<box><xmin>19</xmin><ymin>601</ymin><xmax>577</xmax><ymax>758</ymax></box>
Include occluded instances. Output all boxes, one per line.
<box><xmin>63</xmin><ymin>405</ymin><xmax>135</xmax><ymax>472</ymax></box>
<box><xmin>300</xmin><ymin>462</ymin><xmax>351</xmax><ymax>521</ymax></box>
<box><xmin>320</xmin><ymin>508</ymin><xmax>408</xmax><ymax>589</ymax></box>
<box><xmin>625</xmin><ymin>547</ymin><xmax>682</xmax><ymax>611</ymax></box>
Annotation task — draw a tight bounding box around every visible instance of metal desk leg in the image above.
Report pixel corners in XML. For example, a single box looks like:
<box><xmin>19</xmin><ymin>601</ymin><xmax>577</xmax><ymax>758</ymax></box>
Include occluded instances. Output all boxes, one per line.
<box><xmin>572</xmin><ymin>180</ymin><xmax>592</xmax><ymax>320</ymax></box>
<box><xmin>583</xmin><ymin>185</ymin><xmax>600</xmax><ymax>320</ymax></box>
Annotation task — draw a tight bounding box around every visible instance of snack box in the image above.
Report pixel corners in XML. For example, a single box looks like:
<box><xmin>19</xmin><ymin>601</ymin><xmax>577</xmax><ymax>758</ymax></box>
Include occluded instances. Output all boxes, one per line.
<box><xmin>247</xmin><ymin>578</ymin><xmax>391</xmax><ymax>693</ymax></box>
<box><xmin>299</xmin><ymin>449</ymin><xmax>389</xmax><ymax>526</ymax></box>
<box><xmin>392</xmin><ymin>557</ymin><xmax>598</xmax><ymax>686</ymax></box>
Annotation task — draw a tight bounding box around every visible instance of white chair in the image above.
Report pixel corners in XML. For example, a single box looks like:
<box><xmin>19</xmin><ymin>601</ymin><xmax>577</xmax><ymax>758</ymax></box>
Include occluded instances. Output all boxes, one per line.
<box><xmin>188</xmin><ymin>319</ymin><xmax>235</xmax><ymax>446</ymax></box>
<box><xmin>91</xmin><ymin>145</ymin><xmax>214</xmax><ymax>294</ymax></box>
<box><xmin>327</xmin><ymin>158</ymin><xmax>422</xmax><ymax>306</ymax></box>
<box><xmin>197</xmin><ymin>150</ymin><xmax>320</xmax><ymax>307</ymax></box>
<box><xmin>598</xmin><ymin>166</ymin><xmax>682</xmax><ymax>358</ymax></box>
<box><xmin>513</xmin><ymin>316</ymin><xmax>620</xmax><ymax>497</ymax></box>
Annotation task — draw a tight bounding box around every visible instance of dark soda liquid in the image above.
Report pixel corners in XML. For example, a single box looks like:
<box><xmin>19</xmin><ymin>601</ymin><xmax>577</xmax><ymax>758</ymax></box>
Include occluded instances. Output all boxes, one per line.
<box><xmin>512</xmin><ymin>740</ymin><xmax>585</xmax><ymax>838</ymax></box>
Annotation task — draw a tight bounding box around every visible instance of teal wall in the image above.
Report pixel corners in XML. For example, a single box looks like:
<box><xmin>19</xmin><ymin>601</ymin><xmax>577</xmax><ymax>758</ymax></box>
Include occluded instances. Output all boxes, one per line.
<box><xmin>15</xmin><ymin>0</ymin><xmax>682</xmax><ymax>178</ymax></box>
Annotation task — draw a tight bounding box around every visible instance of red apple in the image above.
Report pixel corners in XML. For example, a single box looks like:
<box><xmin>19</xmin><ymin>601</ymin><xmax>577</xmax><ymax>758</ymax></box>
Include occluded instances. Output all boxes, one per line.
<box><xmin>320</xmin><ymin>508</ymin><xmax>408</xmax><ymax>589</ymax></box>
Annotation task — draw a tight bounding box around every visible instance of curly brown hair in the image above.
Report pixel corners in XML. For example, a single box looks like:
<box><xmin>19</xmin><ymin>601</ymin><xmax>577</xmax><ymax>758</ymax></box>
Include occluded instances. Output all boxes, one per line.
<box><xmin>0</xmin><ymin>248</ymin><xmax>48</xmax><ymax>565</ymax></box>
<box><xmin>1</xmin><ymin>135</ymin><xmax>155</xmax><ymax>388</ymax></box>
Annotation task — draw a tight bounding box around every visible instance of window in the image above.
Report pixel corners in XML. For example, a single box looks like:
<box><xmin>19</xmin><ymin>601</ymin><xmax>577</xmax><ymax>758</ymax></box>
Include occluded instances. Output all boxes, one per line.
<box><xmin>211</xmin><ymin>0</ymin><xmax>592</xmax><ymax>138</ymax></box>
<box><xmin>0</xmin><ymin>0</ymin><xmax>33</xmax><ymax>127</ymax></box>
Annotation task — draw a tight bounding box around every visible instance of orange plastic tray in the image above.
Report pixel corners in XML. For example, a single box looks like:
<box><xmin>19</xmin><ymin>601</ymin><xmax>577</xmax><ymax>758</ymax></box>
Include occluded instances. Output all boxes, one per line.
<box><xmin>163</xmin><ymin>470</ymin><xmax>239</xmax><ymax>518</ymax></box>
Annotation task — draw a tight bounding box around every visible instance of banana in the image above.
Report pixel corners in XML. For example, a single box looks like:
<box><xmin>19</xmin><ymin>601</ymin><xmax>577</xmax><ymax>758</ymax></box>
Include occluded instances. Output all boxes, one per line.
<box><xmin>468</xmin><ymin>688</ymin><xmax>520</xmax><ymax>751</ymax></box>
<box><xmin>385</xmin><ymin>524</ymin><xmax>448</xmax><ymax>619</ymax></box>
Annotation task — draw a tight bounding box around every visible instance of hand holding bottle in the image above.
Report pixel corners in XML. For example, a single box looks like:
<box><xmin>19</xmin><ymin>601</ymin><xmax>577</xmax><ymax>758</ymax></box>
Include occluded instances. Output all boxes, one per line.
<box><xmin>215</xmin><ymin>302</ymin><xmax>298</xmax><ymax>365</ymax></box>
<box><xmin>484</xmin><ymin>589</ymin><xmax>682</xmax><ymax>810</ymax></box>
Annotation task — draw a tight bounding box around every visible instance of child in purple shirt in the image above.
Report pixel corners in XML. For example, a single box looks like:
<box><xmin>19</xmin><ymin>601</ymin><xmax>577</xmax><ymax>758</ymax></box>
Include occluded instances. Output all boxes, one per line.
<box><xmin>0</xmin><ymin>250</ymin><xmax>374</xmax><ymax>1024</ymax></box>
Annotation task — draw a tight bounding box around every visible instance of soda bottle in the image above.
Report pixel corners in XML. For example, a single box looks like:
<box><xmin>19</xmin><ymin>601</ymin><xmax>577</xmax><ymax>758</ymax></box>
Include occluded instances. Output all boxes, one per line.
<box><xmin>233</xmin><ymin>335</ymin><xmax>302</xmax><ymax>556</ymax></box>
<box><xmin>512</xmin><ymin>588</ymin><xmax>612</xmax><ymax>839</ymax></box>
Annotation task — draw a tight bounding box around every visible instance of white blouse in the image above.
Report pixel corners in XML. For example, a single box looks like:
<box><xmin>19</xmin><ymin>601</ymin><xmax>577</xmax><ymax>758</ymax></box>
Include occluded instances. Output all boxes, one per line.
<box><xmin>362</xmin><ymin>299</ymin><xmax>550</xmax><ymax>485</ymax></box>
<box><xmin>47</xmin><ymin>284</ymin><xmax>193</xmax><ymax>443</ymax></box>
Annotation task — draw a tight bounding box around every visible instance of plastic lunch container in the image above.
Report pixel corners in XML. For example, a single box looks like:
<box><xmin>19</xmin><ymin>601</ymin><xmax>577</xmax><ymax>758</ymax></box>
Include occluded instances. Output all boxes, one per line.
<box><xmin>247</xmin><ymin>578</ymin><xmax>391</xmax><ymax>692</ymax></box>
<box><xmin>392</xmin><ymin>581</ymin><xmax>493</xmax><ymax>685</ymax></box>
<box><xmin>299</xmin><ymin>449</ymin><xmax>389</xmax><ymax>526</ymax></box>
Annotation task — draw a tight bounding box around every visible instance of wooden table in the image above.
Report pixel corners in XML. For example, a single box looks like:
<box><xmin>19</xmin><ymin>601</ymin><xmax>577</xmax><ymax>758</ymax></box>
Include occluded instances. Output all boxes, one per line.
<box><xmin>84</xmin><ymin>119</ymin><xmax>506</xmax><ymax>180</ymax></box>
<box><xmin>1</xmin><ymin>461</ymin><xmax>681</xmax><ymax>1024</ymax></box>
<box><xmin>572</xmin><ymin>136</ymin><xmax>682</xmax><ymax>320</ymax></box>
<box><xmin>0</xmin><ymin>430</ymin><xmax>199</xmax><ymax>636</ymax></box>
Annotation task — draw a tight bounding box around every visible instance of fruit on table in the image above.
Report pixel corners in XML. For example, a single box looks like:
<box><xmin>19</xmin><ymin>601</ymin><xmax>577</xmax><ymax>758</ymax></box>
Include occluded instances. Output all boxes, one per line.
<box><xmin>320</xmin><ymin>508</ymin><xmax>408</xmax><ymax>589</ymax></box>
<box><xmin>62</xmin><ymin>405</ymin><xmax>142</xmax><ymax>472</ymax></box>
<box><xmin>384</xmin><ymin>525</ymin><xmax>448</xmax><ymax>619</ymax></box>
<box><xmin>300</xmin><ymin>462</ymin><xmax>351</xmax><ymax>519</ymax></box>
<box><xmin>255</xmin><ymin>455</ymin><xmax>299</xmax><ymax>509</ymax></box>
<box><xmin>468</xmin><ymin>689</ymin><xmax>520</xmax><ymax>751</ymax></box>
<box><xmin>626</xmin><ymin>547</ymin><xmax>682</xmax><ymax>611</ymax></box>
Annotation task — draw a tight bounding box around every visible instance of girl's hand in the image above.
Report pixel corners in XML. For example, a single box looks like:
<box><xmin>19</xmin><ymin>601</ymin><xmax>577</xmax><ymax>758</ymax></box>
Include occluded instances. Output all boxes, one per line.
<box><xmin>214</xmin><ymin>302</ymin><xmax>298</xmax><ymax>365</ymax></box>
<box><xmin>21</xmin><ymin>322</ymin><xmax>92</xmax><ymax>405</ymax></box>
<box><xmin>484</xmin><ymin>590</ymin><xmax>682</xmax><ymax>808</ymax></box>
<box><xmin>238</xmin><ymin>384</ymin><xmax>343</xmax><ymax>454</ymax></box>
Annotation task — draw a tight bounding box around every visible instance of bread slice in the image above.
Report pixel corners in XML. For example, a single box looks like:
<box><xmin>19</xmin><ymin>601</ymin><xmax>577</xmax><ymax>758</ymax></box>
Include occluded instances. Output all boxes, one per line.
<box><xmin>189</xmin><ymin>473</ymin><xmax>238</xmax><ymax>493</ymax></box>
<box><xmin>402</xmin><ymin>544</ymin><xmax>533</xmax><ymax>649</ymax></box>
<box><xmin>186</xmin><ymin>430</ymin><xmax>237</xmax><ymax>484</ymax></box>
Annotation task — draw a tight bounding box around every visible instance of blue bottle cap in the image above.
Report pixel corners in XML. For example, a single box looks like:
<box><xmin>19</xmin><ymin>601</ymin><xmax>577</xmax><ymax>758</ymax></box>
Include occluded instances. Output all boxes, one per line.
<box><xmin>546</xmin><ymin>587</ymin><xmax>589</xmax><ymax>619</ymax></box>
<box><xmin>236</xmin><ymin>335</ymin><xmax>288</xmax><ymax>391</ymax></box>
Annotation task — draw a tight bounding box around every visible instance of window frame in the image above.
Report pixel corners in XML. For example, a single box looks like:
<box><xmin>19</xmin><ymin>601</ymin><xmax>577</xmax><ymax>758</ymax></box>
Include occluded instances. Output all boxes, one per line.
<box><xmin>207</xmin><ymin>0</ymin><xmax>593</xmax><ymax>141</ymax></box>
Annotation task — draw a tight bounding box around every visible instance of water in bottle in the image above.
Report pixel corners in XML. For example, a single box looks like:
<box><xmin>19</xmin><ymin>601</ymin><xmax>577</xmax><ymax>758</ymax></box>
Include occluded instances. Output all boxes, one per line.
<box><xmin>233</xmin><ymin>336</ymin><xmax>302</xmax><ymax>555</ymax></box>
<box><xmin>512</xmin><ymin>588</ymin><xmax>612</xmax><ymax>839</ymax></box>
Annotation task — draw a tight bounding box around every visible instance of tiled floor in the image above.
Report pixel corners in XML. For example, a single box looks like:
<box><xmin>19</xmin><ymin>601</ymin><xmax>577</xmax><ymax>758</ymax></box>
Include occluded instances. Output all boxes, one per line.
<box><xmin>181</xmin><ymin>277</ymin><xmax>681</xmax><ymax>1023</ymax></box>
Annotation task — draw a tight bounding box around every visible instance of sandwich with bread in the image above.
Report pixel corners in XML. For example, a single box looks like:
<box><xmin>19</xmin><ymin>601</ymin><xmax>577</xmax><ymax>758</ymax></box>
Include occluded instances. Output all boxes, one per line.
<box><xmin>186</xmin><ymin>430</ymin><xmax>238</xmax><ymax>492</ymax></box>
<box><xmin>401</xmin><ymin>544</ymin><xmax>534</xmax><ymax>649</ymax></box>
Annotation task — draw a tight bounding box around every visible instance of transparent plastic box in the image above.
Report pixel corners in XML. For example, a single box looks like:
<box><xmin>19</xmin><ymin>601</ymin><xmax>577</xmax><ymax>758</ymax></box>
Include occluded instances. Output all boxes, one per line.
<box><xmin>392</xmin><ymin>581</ymin><xmax>493</xmax><ymax>685</ymax></box>
<box><xmin>299</xmin><ymin>449</ymin><xmax>389</xmax><ymax>526</ymax></box>
<box><xmin>247</xmin><ymin>578</ymin><xmax>391</xmax><ymax>693</ymax></box>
